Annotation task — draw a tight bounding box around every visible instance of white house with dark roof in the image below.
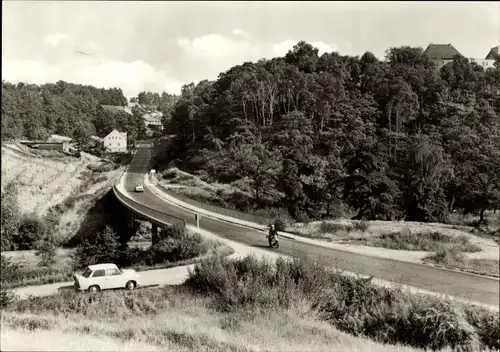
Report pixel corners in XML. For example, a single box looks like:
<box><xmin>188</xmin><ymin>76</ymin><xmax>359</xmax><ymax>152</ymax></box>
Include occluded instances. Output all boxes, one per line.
<box><xmin>103</xmin><ymin>129</ymin><xmax>127</xmax><ymax>153</ymax></box>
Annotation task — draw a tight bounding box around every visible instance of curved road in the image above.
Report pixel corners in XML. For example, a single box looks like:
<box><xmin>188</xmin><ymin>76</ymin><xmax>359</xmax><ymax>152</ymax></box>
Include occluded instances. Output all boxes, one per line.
<box><xmin>123</xmin><ymin>145</ymin><xmax>499</xmax><ymax>307</ymax></box>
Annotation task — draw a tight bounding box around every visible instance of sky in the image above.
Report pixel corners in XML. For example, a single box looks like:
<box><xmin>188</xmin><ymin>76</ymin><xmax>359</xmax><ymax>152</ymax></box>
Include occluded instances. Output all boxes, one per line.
<box><xmin>2</xmin><ymin>1</ymin><xmax>499</xmax><ymax>99</ymax></box>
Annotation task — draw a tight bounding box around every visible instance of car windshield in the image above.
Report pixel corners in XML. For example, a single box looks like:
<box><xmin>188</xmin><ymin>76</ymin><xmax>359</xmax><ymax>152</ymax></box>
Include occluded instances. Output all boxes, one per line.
<box><xmin>82</xmin><ymin>268</ymin><xmax>92</xmax><ymax>278</ymax></box>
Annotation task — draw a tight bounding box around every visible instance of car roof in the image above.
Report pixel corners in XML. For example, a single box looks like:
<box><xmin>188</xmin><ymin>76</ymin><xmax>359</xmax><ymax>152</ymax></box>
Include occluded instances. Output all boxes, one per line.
<box><xmin>87</xmin><ymin>263</ymin><xmax>118</xmax><ymax>271</ymax></box>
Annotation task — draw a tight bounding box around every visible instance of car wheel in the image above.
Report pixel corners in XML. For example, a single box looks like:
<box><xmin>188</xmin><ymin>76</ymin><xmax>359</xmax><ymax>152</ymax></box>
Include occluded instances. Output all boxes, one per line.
<box><xmin>88</xmin><ymin>285</ymin><xmax>100</xmax><ymax>293</ymax></box>
<box><xmin>126</xmin><ymin>281</ymin><xmax>136</xmax><ymax>290</ymax></box>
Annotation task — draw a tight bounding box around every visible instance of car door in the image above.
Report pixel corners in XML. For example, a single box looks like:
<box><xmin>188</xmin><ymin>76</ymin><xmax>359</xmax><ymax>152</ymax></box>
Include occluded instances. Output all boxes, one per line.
<box><xmin>105</xmin><ymin>268</ymin><xmax>123</xmax><ymax>289</ymax></box>
<box><xmin>92</xmin><ymin>269</ymin><xmax>106</xmax><ymax>289</ymax></box>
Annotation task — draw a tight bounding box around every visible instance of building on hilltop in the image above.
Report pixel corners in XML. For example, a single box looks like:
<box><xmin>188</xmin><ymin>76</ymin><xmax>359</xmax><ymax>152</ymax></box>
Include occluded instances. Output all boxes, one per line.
<box><xmin>485</xmin><ymin>45</ymin><xmax>500</xmax><ymax>60</ymax></box>
<box><xmin>423</xmin><ymin>43</ymin><xmax>498</xmax><ymax>70</ymax></box>
<box><xmin>422</xmin><ymin>43</ymin><xmax>463</xmax><ymax>69</ymax></box>
<box><xmin>103</xmin><ymin>129</ymin><xmax>127</xmax><ymax>153</ymax></box>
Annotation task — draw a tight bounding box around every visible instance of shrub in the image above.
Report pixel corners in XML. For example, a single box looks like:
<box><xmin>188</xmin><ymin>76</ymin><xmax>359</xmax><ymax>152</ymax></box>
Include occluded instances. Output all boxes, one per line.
<box><xmin>35</xmin><ymin>237</ymin><xmax>57</xmax><ymax>267</ymax></box>
<box><xmin>352</xmin><ymin>220</ymin><xmax>369</xmax><ymax>232</ymax></box>
<box><xmin>464</xmin><ymin>305</ymin><xmax>500</xmax><ymax>350</ymax></box>
<box><xmin>16</xmin><ymin>213</ymin><xmax>47</xmax><ymax>250</ymax></box>
<box><xmin>319</xmin><ymin>221</ymin><xmax>353</xmax><ymax>234</ymax></box>
<box><xmin>72</xmin><ymin>226</ymin><xmax>124</xmax><ymax>269</ymax></box>
<box><xmin>151</xmin><ymin>224</ymin><xmax>207</xmax><ymax>264</ymax></box>
<box><xmin>187</xmin><ymin>254</ymin><xmax>493</xmax><ymax>351</ymax></box>
<box><xmin>274</xmin><ymin>218</ymin><xmax>287</xmax><ymax>232</ymax></box>
<box><xmin>1</xmin><ymin>182</ymin><xmax>20</xmax><ymax>251</ymax></box>
<box><xmin>0</xmin><ymin>255</ymin><xmax>19</xmax><ymax>308</ymax></box>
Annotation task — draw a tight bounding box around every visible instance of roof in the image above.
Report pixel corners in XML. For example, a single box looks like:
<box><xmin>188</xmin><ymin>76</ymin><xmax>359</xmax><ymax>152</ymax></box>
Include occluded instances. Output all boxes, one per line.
<box><xmin>49</xmin><ymin>134</ymin><xmax>72</xmax><ymax>142</ymax></box>
<box><xmin>422</xmin><ymin>44</ymin><xmax>463</xmax><ymax>60</ymax></box>
<box><xmin>105</xmin><ymin>129</ymin><xmax>127</xmax><ymax>139</ymax></box>
<box><xmin>101</xmin><ymin>105</ymin><xmax>132</xmax><ymax>116</ymax></box>
<box><xmin>143</xmin><ymin>111</ymin><xmax>163</xmax><ymax>123</ymax></box>
<box><xmin>88</xmin><ymin>263</ymin><xmax>117</xmax><ymax>270</ymax></box>
<box><xmin>485</xmin><ymin>45</ymin><xmax>500</xmax><ymax>60</ymax></box>
<box><xmin>90</xmin><ymin>135</ymin><xmax>103</xmax><ymax>142</ymax></box>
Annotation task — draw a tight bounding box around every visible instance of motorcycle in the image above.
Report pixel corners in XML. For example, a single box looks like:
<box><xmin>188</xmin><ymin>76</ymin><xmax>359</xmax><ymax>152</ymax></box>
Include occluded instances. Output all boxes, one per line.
<box><xmin>268</xmin><ymin>234</ymin><xmax>279</xmax><ymax>249</ymax></box>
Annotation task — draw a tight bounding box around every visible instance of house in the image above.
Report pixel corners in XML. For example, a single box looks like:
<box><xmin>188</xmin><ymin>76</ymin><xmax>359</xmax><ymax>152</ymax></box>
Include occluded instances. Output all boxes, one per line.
<box><xmin>101</xmin><ymin>105</ymin><xmax>133</xmax><ymax>116</ymax></box>
<box><xmin>422</xmin><ymin>44</ymin><xmax>463</xmax><ymax>69</ymax></box>
<box><xmin>143</xmin><ymin>111</ymin><xmax>163</xmax><ymax>132</ymax></box>
<box><xmin>103</xmin><ymin>129</ymin><xmax>127</xmax><ymax>153</ymax></box>
<box><xmin>485</xmin><ymin>45</ymin><xmax>500</xmax><ymax>60</ymax></box>
<box><xmin>469</xmin><ymin>57</ymin><xmax>496</xmax><ymax>69</ymax></box>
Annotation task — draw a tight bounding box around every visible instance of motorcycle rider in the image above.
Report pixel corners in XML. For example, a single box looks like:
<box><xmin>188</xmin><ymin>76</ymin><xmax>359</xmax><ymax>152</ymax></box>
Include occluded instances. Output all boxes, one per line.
<box><xmin>268</xmin><ymin>224</ymin><xmax>278</xmax><ymax>246</ymax></box>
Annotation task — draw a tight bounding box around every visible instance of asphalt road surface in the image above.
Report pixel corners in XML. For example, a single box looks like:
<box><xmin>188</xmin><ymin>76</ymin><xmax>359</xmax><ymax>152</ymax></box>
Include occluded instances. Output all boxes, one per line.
<box><xmin>122</xmin><ymin>144</ymin><xmax>499</xmax><ymax>307</ymax></box>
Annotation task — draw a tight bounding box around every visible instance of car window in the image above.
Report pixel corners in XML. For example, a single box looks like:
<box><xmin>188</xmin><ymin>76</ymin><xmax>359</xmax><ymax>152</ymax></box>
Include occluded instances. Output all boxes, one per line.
<box><xmin>82</xmin><ymin>268</ymin><xmax>92</xmax><ymax>278</ymax></box>
<box><xmin>93</xmin><ymin>269</ymin><xmax>105</xmax><ymax>277</ymax></box>
<box><xmin>106</xmin><ymin>268</ymin><xmax>121</xmax><ymax>276</ymax></box>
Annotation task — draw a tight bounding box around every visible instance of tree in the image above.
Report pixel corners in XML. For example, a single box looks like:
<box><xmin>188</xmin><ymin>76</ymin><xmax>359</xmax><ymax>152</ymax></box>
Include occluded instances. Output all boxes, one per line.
<box><xmin>1</xmin><ymin>182</ymin><xmax>20</xmax><ymax>251</ymax></box>
<box><xmin>72</xmin><ymin>226</ymin><xmax>124</xmax><ymax>269</ymax></box>
<box><xmin>35</xmin><ymin>236</ymin><xmax>57</xmax><ymax>267</ymax></box>
<box><xmin>16</xmin><ymin>213</ymin><xmax>47</xmax><ymax>250</ymax></box>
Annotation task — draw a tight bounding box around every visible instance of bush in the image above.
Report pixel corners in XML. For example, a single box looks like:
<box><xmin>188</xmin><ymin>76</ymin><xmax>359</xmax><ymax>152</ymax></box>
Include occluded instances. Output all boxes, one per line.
<box><xmin>16</xmin><ymin>213</ymin><xmax>47</xmax><ymax>250</ymax></box>
<box><xmin>1</xmin><ymin>182</ymin><xmax>20</xmax><ymax>251</ymax></box>
<box><xmin>35</xmin><ymin>237</ymin><xmax>57</xmax><ymax>267</ymax></box>
<box><xmin>274</xmin><ymin>218</ymin><xmax>287</xmax><ymax>232</ymax></box>
<box><xmin>319</xmin><ymin>221</ymin><xmax>353</xmax><ymax>234</ymax></box>
<box><xmin>72</xmin><ymin>226</ymin><xmax>124</xmax><ymax>269</ymax></box>
<box><xmin>352</xmin><ymin>220</ymin><xmax>369</xmax><ymax>232</ymax></box>
<box><xmin>0</xmin><ymin>255</ymin><xmax>19</xmax><ymax>308</ymax></box>
<box><xmin>187</xmin><ymin>254</ymin><xmax>494</xmax><ymax>351</ymax></box>
<box><xmin>150</xmin><ymin>224</ymin><xmax>207</xmax><ymax>264</ymax></box>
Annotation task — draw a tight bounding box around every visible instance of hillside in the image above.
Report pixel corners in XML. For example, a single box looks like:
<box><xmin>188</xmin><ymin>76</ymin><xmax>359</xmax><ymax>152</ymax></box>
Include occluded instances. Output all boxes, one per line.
<box><xmin>160</xmin><ymin>42</ymin><xmax>500</xmax><ymax>226</ymax></box>
<box><xmin>1</xmin><ymin>143</ymin><xmax>124</xmax><ymax>244</ymax></box>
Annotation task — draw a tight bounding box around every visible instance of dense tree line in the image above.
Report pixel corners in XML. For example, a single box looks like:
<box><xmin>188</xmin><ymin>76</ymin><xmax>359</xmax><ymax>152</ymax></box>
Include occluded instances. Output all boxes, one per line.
<box><xmin>165</xmin><ymin>42</ymin><xmax>500</xmax><ymax>224</ymax></box>
<box><xmin>1</xmin><ymin>80</ymin><xmax>142</xmax><ymax>144</ymax></box>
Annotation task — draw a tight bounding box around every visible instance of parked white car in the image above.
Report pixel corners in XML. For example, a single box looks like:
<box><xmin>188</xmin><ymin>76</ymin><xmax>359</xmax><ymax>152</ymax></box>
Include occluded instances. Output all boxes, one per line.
<box><xmin>73</xmin><ymin>263</ymin><xmax>141</xmax><ymax>293</ymax></box>
<box><xmin>135</xmin><ymin>185</ymin><xmax>144</xmax><ymax>192</ymax></box>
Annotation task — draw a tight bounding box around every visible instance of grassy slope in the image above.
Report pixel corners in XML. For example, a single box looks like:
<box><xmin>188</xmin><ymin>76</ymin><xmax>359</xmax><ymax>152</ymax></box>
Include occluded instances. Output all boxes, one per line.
<box><xmin>0</xmin><ymin>287</ymin><xmax>432</xmax><ymax>352</ymax></box>
<box><xmin>1</xmin><ymin>143</ymin><xmax>124</xmax><ymax>243</ymax></box>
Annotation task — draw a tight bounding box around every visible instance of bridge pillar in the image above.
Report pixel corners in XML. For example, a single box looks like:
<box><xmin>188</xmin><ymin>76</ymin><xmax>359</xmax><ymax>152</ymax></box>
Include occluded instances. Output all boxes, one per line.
<box><xmin>127</xmin><ymin>211</ymin><xmax>134</xmax><ymax>229</ymax></box>
<box><xmin>152</xmin><ymin>223</ymin><xmax>159</xmax><ymax>246</ymax></box>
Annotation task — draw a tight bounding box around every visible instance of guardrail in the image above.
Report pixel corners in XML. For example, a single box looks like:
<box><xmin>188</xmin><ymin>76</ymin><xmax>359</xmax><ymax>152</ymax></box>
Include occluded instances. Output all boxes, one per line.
<box><xmin>113</xmin><ymin>184</ymin><xmax>186</xmax><ymax>227</ymax></box>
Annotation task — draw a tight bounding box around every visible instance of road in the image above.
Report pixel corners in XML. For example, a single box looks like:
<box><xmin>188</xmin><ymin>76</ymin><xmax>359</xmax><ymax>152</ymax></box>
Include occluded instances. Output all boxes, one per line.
<box><xmin>122</xmin><ymin>144</ymin><xmax>499</xmax><ymax>307</ymax></box>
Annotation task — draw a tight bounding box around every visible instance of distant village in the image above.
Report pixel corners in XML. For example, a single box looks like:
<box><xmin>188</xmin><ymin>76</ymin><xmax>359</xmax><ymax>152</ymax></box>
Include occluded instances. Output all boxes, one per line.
<box><xmin>19</xmin><ymin>102</ymin><xmax>163</xmax><ymax>156</ymax></box>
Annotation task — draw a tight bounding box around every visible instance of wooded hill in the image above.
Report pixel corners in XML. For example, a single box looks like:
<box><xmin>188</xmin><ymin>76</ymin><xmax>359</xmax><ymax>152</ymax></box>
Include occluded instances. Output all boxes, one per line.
<box><xmin>163</xmin><ymin>42</ymin><xmax>500</xmax><ymax>224</ymax></box>
<box><xmin>1</xmin><ymin>81</ymin><xmax>144</xmax><ymax>146</ymax></box>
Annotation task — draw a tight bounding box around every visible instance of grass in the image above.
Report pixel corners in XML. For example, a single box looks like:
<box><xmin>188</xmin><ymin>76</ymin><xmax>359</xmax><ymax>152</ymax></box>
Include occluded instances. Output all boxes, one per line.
<box><xmin>424</xmin><ymin>247</ymin><xmax>500</xmax><ymax>277</ymax></box>
<box><xmin>352</xmin><ymin>228</ymin><xmax>482</xmax><ymax>253</ymax></box>
<box><xmin>3</xmin><ymin>255</ymin><xmax>498</xmax><ymax>352</ymax></box>
<box><xmin>0</xmin><ymin>286</ymin><xmax>445</xmax><ymax>352</ymax></box>
<box><xmin>154</xmin><ymin>168</ymin><xmax>289</xmax><ymax>225</ymax></box>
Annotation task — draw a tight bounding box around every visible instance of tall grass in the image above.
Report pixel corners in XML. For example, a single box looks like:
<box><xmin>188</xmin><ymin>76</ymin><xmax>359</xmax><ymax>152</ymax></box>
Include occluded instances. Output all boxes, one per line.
<box><xmin>186</xmin><ymin>254</ymin><xmax>498</xmax><ymax>351</ymax></box>
<box><xmin>353</xmin><ymin>229</ymin><xmax>482</xmax><ymax>252</ymax></box>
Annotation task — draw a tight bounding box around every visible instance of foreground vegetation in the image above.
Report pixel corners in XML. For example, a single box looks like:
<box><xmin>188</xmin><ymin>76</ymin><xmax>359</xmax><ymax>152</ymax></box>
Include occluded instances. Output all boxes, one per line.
<box><xmin>1</xmin><ymin>255</ymin><xmax>498</xmax><ymax>352</ymax></box>
<box><xmin>1</xmin><ymin>224</ymin><xmax>231</xmax><ymax>290</ymax></box>
<box><xmin>187</xmin><ymin>255</ymin><xmax>499</xmax><ymax>351</ymax></box>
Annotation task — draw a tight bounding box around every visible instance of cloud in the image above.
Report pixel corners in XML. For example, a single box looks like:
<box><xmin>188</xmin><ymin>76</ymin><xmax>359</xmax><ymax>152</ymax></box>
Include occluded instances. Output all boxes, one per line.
<box><xmin>2</xmin><ymin>57</ymin><xmax>183</xmax><ymax>98</ymax></box>
<box><xmin>177</xmin><ymin>33</ymin><xmax>252</xmax><ymax>59</ymax></box>
<box><xmin>45</xmin><ymin>32</ymin><xmax>73</xmax><ymax>47</ymax></box>
<box><xmin>272</xmin><ymin>40</ymin><xmax>298</xmax><ymax>57</ymax></box>
<box><xmin>272</xmin><ymin>40</ymin><xmax>339</xmax><ymax>57</ymax></box>
<box><xmin>232</xmin><ymin>28</ymin><xmax>250</xmax><ymax>38</ymax></box>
